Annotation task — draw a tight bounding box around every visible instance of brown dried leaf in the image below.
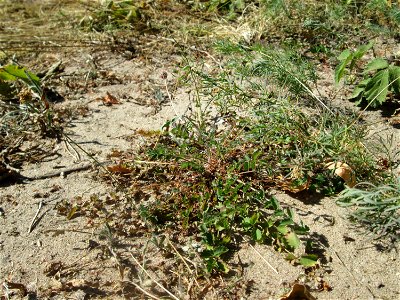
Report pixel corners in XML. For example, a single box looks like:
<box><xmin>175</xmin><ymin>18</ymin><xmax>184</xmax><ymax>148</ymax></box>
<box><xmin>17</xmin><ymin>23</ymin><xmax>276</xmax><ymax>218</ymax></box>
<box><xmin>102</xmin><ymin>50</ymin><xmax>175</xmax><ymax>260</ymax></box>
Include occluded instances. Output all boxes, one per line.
<box><xmin>317</xmin><ymin>279</ymin><xmax>332</xmax><ymax>292</ymax></box>
<box><xmin>3</xmin><ymin>281</ymin><xmax>27</xmax><ymax>296</ymax></box>
<box><xmin>277</xmin><ymin>175</ymin><xmax>311</xmax><ymax>193</ymax></box>
<box><xmin>107</xmin><ymin>164</ymin><xmax>132</xmax><ymax>175</ymax></box>
<box><xmin>44</xmin><ymin>261</ymin><xmax>63</xmax><ymax>277</ymax></box>
<box><xmin>102</xmin><ymin>92</ymin><xmax>119</xmax><ymax>106</ymax></box>
<box><xmin>280</xmin><ymin>283</ymin><xmax>316</xmax><ymax>300</ymax></box>
<box><xmin>325</xmin><ymin>162</ymin><xmax>356</xmax><ymax>187</ymax></box>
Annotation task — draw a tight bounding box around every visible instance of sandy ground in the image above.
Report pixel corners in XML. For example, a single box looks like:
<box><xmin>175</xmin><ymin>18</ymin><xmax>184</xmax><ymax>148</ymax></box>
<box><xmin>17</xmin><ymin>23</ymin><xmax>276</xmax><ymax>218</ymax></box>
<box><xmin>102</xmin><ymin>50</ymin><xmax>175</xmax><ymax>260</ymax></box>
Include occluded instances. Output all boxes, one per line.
<box><xmin>1</xmin><ymin>49</ymin><xmax>399</xmax><ymax>300</ymax></box>
<box><xmin>1</xmin><ymin>2</ymin><xmax>400</xmax><ymax>299</ymax></box>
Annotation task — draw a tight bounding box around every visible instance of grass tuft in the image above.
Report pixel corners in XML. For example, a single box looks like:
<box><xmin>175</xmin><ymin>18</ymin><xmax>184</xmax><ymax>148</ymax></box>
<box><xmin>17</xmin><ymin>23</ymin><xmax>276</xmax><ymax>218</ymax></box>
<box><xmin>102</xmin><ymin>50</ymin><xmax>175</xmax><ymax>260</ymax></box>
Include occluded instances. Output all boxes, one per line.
<box><xmin>337</xmin><ymin>178</ymin><xmax>400</xmax><ymax>241</ymax></box>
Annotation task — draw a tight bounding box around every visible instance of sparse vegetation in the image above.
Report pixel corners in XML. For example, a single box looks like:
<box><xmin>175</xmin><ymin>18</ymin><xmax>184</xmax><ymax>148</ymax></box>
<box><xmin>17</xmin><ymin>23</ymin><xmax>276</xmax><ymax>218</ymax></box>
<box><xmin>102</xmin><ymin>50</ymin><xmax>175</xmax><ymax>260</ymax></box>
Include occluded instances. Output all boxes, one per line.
<box><xmin>1</xmin><ymin>0</ymin><xmax>400</xmax><ymax>298</ymax></box>
<box><xmin>100</xmin><ymin>44</ymin><xmax>389</xmax><ymax>273</ymax></box>
<box><xmin>337</xmin><ymin>178</ymin><xmax>400</xmax><ymax>241</ymax></box>
<box><xmin>0</xmin><ymin>63</ymin><xmax>62</xmax><ymax>180</ymax></box>
<box><xmin>78</xmin><ymin>0</ymin><xmax>148</xmax><ymax>32</ymax></box>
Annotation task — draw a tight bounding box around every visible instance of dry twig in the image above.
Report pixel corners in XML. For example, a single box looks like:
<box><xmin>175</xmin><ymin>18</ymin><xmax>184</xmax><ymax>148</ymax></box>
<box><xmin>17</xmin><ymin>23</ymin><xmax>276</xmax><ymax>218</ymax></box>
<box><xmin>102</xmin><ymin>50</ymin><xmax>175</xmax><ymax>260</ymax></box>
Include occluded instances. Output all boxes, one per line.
<box><xmin>130</xmin><ymin>251</ymin><xmax>179</xmax><ymax>300</ymax></box>
<box><xmin>28</xmin><ymin>200</ymin><xmax>43</xmax><ymax>233</ymax></box>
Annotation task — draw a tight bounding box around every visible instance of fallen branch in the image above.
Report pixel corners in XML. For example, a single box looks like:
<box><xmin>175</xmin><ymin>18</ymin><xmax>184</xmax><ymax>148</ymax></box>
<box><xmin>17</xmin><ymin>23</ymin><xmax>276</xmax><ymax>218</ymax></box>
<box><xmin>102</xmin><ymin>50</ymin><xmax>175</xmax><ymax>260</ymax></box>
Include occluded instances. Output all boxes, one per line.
<box><xmin>23</xmin><ymin>161</ymin><xmax>111</xmax><ymax>181</ymax></box>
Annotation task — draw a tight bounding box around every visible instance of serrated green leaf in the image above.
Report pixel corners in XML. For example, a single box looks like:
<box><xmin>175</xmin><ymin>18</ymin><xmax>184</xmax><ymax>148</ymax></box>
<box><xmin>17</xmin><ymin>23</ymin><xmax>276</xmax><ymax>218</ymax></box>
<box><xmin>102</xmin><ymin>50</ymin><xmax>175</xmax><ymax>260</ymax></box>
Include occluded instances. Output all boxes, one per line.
<box><xmin>364</xmin><ymin>69</ymin><xmax>389</xmax><ymax>107</ymax></box>
<box><xmin>358</xmin><ymin>77</ymin><xmax>372</xmax><ymax>87</ymax></box>
<box><xmin>285</xmin><ymin>231</ymin><xmax>300</xmax><ymax>249</ymax></box>
<box><xmin>351</xmin><ymin>86</ymin><xmax>366</xmax><ymax>99</ymax></box>
<box><xmin>299</xmin><ymin>254</ymin><xmax>318</xmax><ymax>267</ymax></box>
<box><xmin>388</xmin><ymin>66</ymin><xmax>400</xmax><ymax>95</ymax></box>
<box><xmin>363</xmin><ymin>58</ymin><xmax>389</xmax><ymax>74</ymax></box>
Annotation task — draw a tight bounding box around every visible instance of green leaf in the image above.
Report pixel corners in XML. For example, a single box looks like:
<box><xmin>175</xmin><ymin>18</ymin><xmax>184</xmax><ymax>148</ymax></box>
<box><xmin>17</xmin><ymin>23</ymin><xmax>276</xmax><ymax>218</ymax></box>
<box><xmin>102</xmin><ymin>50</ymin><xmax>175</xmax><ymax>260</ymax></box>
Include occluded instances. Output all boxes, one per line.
<box><xmin>335</xmin><ymin>54</ymin><xmax>353</xmax><ymax>84</ymax></box>
<box><xmin>276</xmin><ymin>218</ymin><xmax>294</xmax><ymax>234</ymax></box>
<box><xmin>299</xmin><ymin>254</ymin><xmax>319</xmax><ymax>267</ymax></box>
<box><xmin>67</xmin><ymin>205</ymin><xmax>80</xmax><ymax>220</ymax></box>
<box><xmin>277</xmin><ymin>224</ymin><xmax>288</xmax><ymax>234</ymax></box>
<box><xmin>243</xmin><ymin>212</ymin><xmax>259</xmax><ymax>227</ymax></box>
<box><xmin>285</xmin><ymin>253</ymin><xmax>296</xmax><ymax>261</ymax></box>
<box><xmin>0</xmin><ymin>65</ymin><xmax>40</xmax><ymax>87</ymax></box>
<box><xmin>364</xmin><ymin>69</ymin><xmax>389</xmax><ymax>107</ymax></box>
<box><xmin>351</xmin><ymin>85</ymin><xmax>366</xmax><ymax>100</ymax></box>
<box><xmin>348</xmin><ymin>42</ymin><xmax>374</xmax><ymax>71</ymax></box>
<box><xmin>363</xmin><ymin>58</ymin><xmax>389</xmax><ymax>74</ymax></box>
<box><xmin>388</xmin><ymin>66</ymin><xmax>400</xmax><ymax>95</ymax></box>
<box><xmin>285</xmin><ymin>231</ymin><xmax>300</xmax><ymax>249</ymax></box>
<box><xmin>254</xmin><ymin>228</ymin><xmax>263</xmax><ymax>241</ymax></box>
<box><xmin>337</xmin><ymin>49</ymin><xmax>352</xmax><ymax>61</ymax></box>
<box><xmin>213</xmin><ymin>245</ymin><xmax>229</xmax><ymax>257</ymax></box>
<box><xmin>217</xmin><ymin>260</ymin><xmax>230</xmax><ymax>273</ymax></box>
<box><xmin>350</xmin><ymin>77</ymin><xmax>371</xmax><ymax>100</ymax></box>
<box><xmin>222</xmin><ymin>235</ymin><xmax>231</xmax><ymax>244</ymax></box>
<box><xmin>353</xmin><ymin>41</ymin><xmax>374</xmax><ymax>60</ymax></box>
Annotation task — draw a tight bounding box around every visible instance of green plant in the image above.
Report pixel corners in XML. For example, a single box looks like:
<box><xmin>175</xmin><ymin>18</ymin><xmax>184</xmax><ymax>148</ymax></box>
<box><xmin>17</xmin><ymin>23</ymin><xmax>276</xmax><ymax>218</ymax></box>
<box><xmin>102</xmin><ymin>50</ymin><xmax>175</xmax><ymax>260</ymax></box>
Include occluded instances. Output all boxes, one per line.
<box><xmin>211</xmin><ymin>41</ymin><xmax>318</xmax><ymax>101</ymax></box>
<box><xmin>335</xmin><ymin>42</ymin><xmax>400</xmax><ymax>108</ymax></box>
<box><xmin>0</xmin><ymin>64</ymin><xmax>60</xmax><ymax>137</ymax></box>
<box><xmin>102</xmin><ymin>52</ymin><xmax>389</xmax><ymax>272</ymax></box>
<box><xmin>336</xmin><ymin>177</ymin><xmax>400</xmax><ymax>240</ymax></box>
<box><xmin>0</xmin><ymin>63</ymin><xmax>61</xmax><ymax>176</ymax></box>
<box><xmin>189</xmin><ymin>0</ymin><xmax>246</xmax><ymax>19</ymax></box>
<box><xmin>79</xmin><ymin>0</ymin><xmax>147</xmax><ymax>32</ymax></box>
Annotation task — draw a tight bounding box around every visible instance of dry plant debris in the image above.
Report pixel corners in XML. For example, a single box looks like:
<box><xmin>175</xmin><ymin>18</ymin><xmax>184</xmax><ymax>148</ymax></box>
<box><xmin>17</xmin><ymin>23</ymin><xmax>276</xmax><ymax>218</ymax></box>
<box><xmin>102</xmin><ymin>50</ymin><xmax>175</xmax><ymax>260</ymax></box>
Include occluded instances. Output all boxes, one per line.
<box><xmin>1</xmin><ymin>0</ymin><xmax>399</xmax><ymax>299</ymax></box>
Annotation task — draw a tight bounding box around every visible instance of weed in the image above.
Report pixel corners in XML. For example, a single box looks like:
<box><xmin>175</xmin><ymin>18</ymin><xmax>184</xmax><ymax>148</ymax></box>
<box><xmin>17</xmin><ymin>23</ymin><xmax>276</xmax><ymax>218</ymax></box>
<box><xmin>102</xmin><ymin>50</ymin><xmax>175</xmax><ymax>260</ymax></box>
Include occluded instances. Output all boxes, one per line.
<box><xmin>335</xmin><ymin>41</ymin><xmax>400</xmax><ymax>108</ymax></box>
<box><xmin>216</xmin><ymin>41</ymin><xmax>318</xmax><ymax>98</ymax></box>
<box><xmin>79</xmin><ymin>0</ymin><xmax>148</xmax><ymax>32</ymax></box>
<box><xmin>189</xmin><ymin>0</ymin><xmax>246</xmax><ymax>19</ymax></box>
<box><xmin>101</xmin><ymin>50</ymin><xmax>389</xmax><ymax>273</ymax></box>
<box><xmin>0</xmin><ymin>63</ymin><xmax>62</xmax><ymax>179</ymax></box>
<box><xmin>337</xmin><ymin>177</ymin><xmax>400</xmax><ymax>241</ymax></box>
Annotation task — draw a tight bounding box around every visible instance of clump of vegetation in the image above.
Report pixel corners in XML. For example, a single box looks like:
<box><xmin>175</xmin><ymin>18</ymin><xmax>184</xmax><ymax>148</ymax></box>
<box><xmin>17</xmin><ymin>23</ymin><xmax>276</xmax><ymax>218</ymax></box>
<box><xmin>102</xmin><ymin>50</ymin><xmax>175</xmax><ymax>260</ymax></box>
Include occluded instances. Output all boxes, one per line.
<box><xmin>212</xmin><ymin>41</ymin><xmax>318</xmax><ymax>100</ymax></box>
<box><xmin>187</xmin><ymin>0</ymin><xmax>246</xmax><ymax>19</ymax></box>
<box><xmin>337</xmin><ymin>178</ymin><xmax>400</xmax><ymax>241</ymax></box>
<box><xmin>78</xmin><ymin>0</ymin><xmax>149</xmax><ymax>32</ymax></box>
<box><xmin>0</xmin><ymin>63</ymin><xmax>61</xmax><ymax>180</ymax></box>
<box><xmin>335</xmin><ymin>41</ymin><xmax>400</xmax><ymax>108</ymax></box>
<box><xmin>222</xmin><ymin>0</ymin><xmax>400</xmax><ymax>48</ymax></box>
<box><xmin>101</xmin><ymin>42</ymin><xmax>388</xmax><ymax>272</ymax></box>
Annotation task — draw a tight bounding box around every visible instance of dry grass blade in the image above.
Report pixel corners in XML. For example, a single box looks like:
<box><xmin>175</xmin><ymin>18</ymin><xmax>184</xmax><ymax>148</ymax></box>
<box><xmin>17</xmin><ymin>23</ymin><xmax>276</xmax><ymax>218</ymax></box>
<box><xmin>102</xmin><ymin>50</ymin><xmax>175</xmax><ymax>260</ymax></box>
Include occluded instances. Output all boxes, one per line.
<box><xmin>167</xmin><ymin>239</ymin><xmax>200</xmax><ymax>289</ymax></box>
<box><xmin>248</xmin><ymin>243</ymin><xmax>278</xmax><ymax>274</ymax></box>
<box><xmin>122</xmin><ymin>280</ymin><xmax>162</xmax><ymax>300</ymax></box>
<box><xmin>130</xmin><ymin>252</ymin><xmax>179</xmax><ymax>300</ymax></box>
<box><xmin>28</xmin><ymin>200</ymin><xmax>43</xmax><ymax>233</ymax></box>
